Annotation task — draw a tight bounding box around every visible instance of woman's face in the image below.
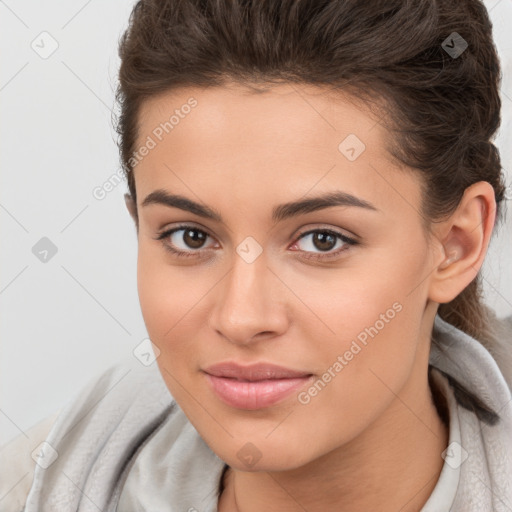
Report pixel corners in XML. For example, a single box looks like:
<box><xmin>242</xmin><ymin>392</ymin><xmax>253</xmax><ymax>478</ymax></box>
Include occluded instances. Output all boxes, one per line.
<box><xmin>132</xmin><ymin>83</ymin><xmax>440</xmax><ymax>471</ymax></box>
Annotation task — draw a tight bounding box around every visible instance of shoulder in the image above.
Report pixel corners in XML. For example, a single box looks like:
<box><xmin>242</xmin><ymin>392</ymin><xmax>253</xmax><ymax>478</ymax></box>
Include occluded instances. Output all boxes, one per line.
<box><xmin>1</xmin><ymin>356</ymin><xmax>173</xmax><ymax>512</ymax></box>
<box><xmin>0</xmin><ymin>411</ymin><xmax>60</xmax><ymax>512</ymax></box>
<box><xmin>486</xmin><ymin>312</ymin><xmax>512</xmax><ymax>389</ymax></box>
<box><xmin>38</xmin><ymin>354</ymin><xmax>171</xmax><ymax>444</ymax></box>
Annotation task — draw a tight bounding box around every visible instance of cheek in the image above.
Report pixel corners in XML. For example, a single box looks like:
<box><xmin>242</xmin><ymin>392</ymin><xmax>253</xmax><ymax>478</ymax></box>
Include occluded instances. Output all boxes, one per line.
<box><xmin>137</xmin><ymin>249</ymin><xmax>173</xmax><ymax>339</ymax></box>
<box><xmin>287</xmin><ymin>242</ymin><xmax>429</xmax><ymax>413</ymax></box>
<box><xmin>136</xmin><ymin>246</ymin><xmax>203</xmax><ymax>358</ymax></box>
<box><xmin>283</xmin><ymin>238</ymin><xmax>427</xmax><ymax>353</ymax></box>
<box><xmin>274</xmin><ymin>295</ymin><xmax>421</xmax><ymax>461</ymax></box>
<box><xmin>136</xmin><ymin>247</ymin><xmax>209</xmax><ymax>415</ymax></box>
<box><xmin>291</xmin><ymin>275</ymin><xmax>414</xmax><ymax>392</ymax></box>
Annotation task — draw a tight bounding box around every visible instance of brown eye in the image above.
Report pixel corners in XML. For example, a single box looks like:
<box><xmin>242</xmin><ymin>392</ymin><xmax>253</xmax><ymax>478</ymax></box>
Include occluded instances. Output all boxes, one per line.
<box><xmin>311</xmin><ymin>232</ymin><xmax>337</xmax><ymax>251</ymax></box>
<box><xmin>182</xmin><ymin>228</ymin><xmax>207</xmax><ymax>249</ymax></box>
<box><xmin>156</xmin><ymin>225</ymin><xmax>217</xmax><ymax>258</ymax></box>
<box><xmin>296</xmin><ymin>230</ymin><xmax>344</xmax><ymax>253</ymax></box>
<box><xmin>292</xmin><ymin>228</ymin><xmax>358</xmax><ymax>261</ymax></box>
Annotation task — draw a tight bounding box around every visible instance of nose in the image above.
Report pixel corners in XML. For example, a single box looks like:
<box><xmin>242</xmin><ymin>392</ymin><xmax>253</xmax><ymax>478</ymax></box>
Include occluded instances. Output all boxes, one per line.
<box><xmin>208</xmin><ymin>247</ymin><xmax>289</xmax><ymax>346</ymax></box>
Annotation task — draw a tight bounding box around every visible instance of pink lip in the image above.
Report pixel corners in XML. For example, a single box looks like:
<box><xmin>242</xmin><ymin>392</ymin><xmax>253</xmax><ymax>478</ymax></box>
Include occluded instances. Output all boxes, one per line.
<box><xmin>202</xmin><ymin>362</ymin><xmax>313</xmax><ymax>410</ymax></box>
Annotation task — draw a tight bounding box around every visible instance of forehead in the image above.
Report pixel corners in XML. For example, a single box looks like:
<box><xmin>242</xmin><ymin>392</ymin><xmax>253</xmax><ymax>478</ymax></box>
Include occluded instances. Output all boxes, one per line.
<box><xmin>133</xmin><ymin>83</ymin><xmax>420</xmax><ymax>216</ymax></box>
<box><xmin>137</xmin><ymin>82</ymin><xmax>387</xmax><ymax>154</ymax></box>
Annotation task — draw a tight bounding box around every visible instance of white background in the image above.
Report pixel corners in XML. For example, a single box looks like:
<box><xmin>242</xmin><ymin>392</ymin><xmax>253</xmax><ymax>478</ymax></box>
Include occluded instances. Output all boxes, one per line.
<box><xmin>1</xmin><ymin>0</ymin><xmax>511</xmax><ymax>446</ymax></box>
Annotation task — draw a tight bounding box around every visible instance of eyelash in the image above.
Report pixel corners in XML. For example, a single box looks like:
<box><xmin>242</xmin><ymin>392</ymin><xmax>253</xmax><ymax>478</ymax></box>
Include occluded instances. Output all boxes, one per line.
<box><xmin>155</xmin><ymin>223</ymin><xmax>358</xmax><ymax>261</ymax></box>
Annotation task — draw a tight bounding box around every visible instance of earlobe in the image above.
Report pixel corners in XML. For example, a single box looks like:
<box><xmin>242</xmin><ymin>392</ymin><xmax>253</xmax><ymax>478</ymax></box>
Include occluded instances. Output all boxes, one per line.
<box><xmin>428</xmin><ymin>181</ymin><xmax>496</xmax><ymax>304</ymax></box>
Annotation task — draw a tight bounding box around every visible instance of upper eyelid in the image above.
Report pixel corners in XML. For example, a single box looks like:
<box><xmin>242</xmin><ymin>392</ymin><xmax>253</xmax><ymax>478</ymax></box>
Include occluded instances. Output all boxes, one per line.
<box><xmin>296</xmin><ymin>226</ymin><xmax>355</xmax><ymax>239</ymax></box>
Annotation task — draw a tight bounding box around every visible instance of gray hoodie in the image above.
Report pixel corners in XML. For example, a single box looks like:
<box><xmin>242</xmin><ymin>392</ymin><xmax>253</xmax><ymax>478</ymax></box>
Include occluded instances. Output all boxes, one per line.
<box><xmin>2</xmin><ymin>315</ymin><xmax>511</xmax><ymax>511</ymax></box>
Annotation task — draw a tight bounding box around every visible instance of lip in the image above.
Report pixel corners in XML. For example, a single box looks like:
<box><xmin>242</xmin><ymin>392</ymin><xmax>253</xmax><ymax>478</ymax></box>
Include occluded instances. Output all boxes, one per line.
<box><xmin>202</xmin><ymin>362</ymin><xmax>314</xmax><ymax>410</ymax></box>
<box><xmin>203</xmin><ymin>361</ymin><xmax>312</xmax><ymax>381</ymax></box>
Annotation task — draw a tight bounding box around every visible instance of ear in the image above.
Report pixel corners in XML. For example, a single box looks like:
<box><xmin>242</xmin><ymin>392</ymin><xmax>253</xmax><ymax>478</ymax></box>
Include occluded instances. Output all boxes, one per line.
<box><xmin>124</xmin><ymin>193</ymin><xmax>139</xmax><ymax>230</ymax></box>
<box><xmin>428</xmin><ymin>181</ymin><xmax>496</xmax><ymax>304</ymax></box>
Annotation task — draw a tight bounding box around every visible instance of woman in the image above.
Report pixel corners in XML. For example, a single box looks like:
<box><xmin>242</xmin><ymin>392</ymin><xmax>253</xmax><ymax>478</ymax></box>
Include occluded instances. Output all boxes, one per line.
<box><xmin>3</xmin><ymin>0</ymin><xmax>512</xmax><ymax>510</ymax></box>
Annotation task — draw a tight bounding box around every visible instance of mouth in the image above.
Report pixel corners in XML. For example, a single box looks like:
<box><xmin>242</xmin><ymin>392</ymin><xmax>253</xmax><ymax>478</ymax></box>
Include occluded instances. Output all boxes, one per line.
<box><xmin>202</xmin><ymin>361</ymin><xmax>314</xmax><ymax>410</ymax></box>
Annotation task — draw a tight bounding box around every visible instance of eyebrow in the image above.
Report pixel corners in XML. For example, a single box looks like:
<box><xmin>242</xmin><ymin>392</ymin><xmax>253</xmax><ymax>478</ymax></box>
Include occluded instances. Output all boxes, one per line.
<box><xmin>141</xmin><ymin>189</ymin><xmax>378</xmax><ymax>223</ymax></box>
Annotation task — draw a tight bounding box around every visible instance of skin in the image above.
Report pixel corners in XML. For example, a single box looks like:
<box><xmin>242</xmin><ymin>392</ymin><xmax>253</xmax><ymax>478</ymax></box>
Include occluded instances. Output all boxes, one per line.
<box><xmin>125</xmin><ymin>82</ymin><xmax>496</xmax><ymax>511</ymax></box>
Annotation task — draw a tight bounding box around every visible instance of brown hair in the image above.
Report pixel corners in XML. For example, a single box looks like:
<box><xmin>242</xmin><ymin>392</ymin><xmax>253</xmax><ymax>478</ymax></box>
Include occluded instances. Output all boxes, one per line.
<box><xmin>114</xmin><ymin>0</ymin><xmax>507</xmax><ymax>420</ymax></box>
